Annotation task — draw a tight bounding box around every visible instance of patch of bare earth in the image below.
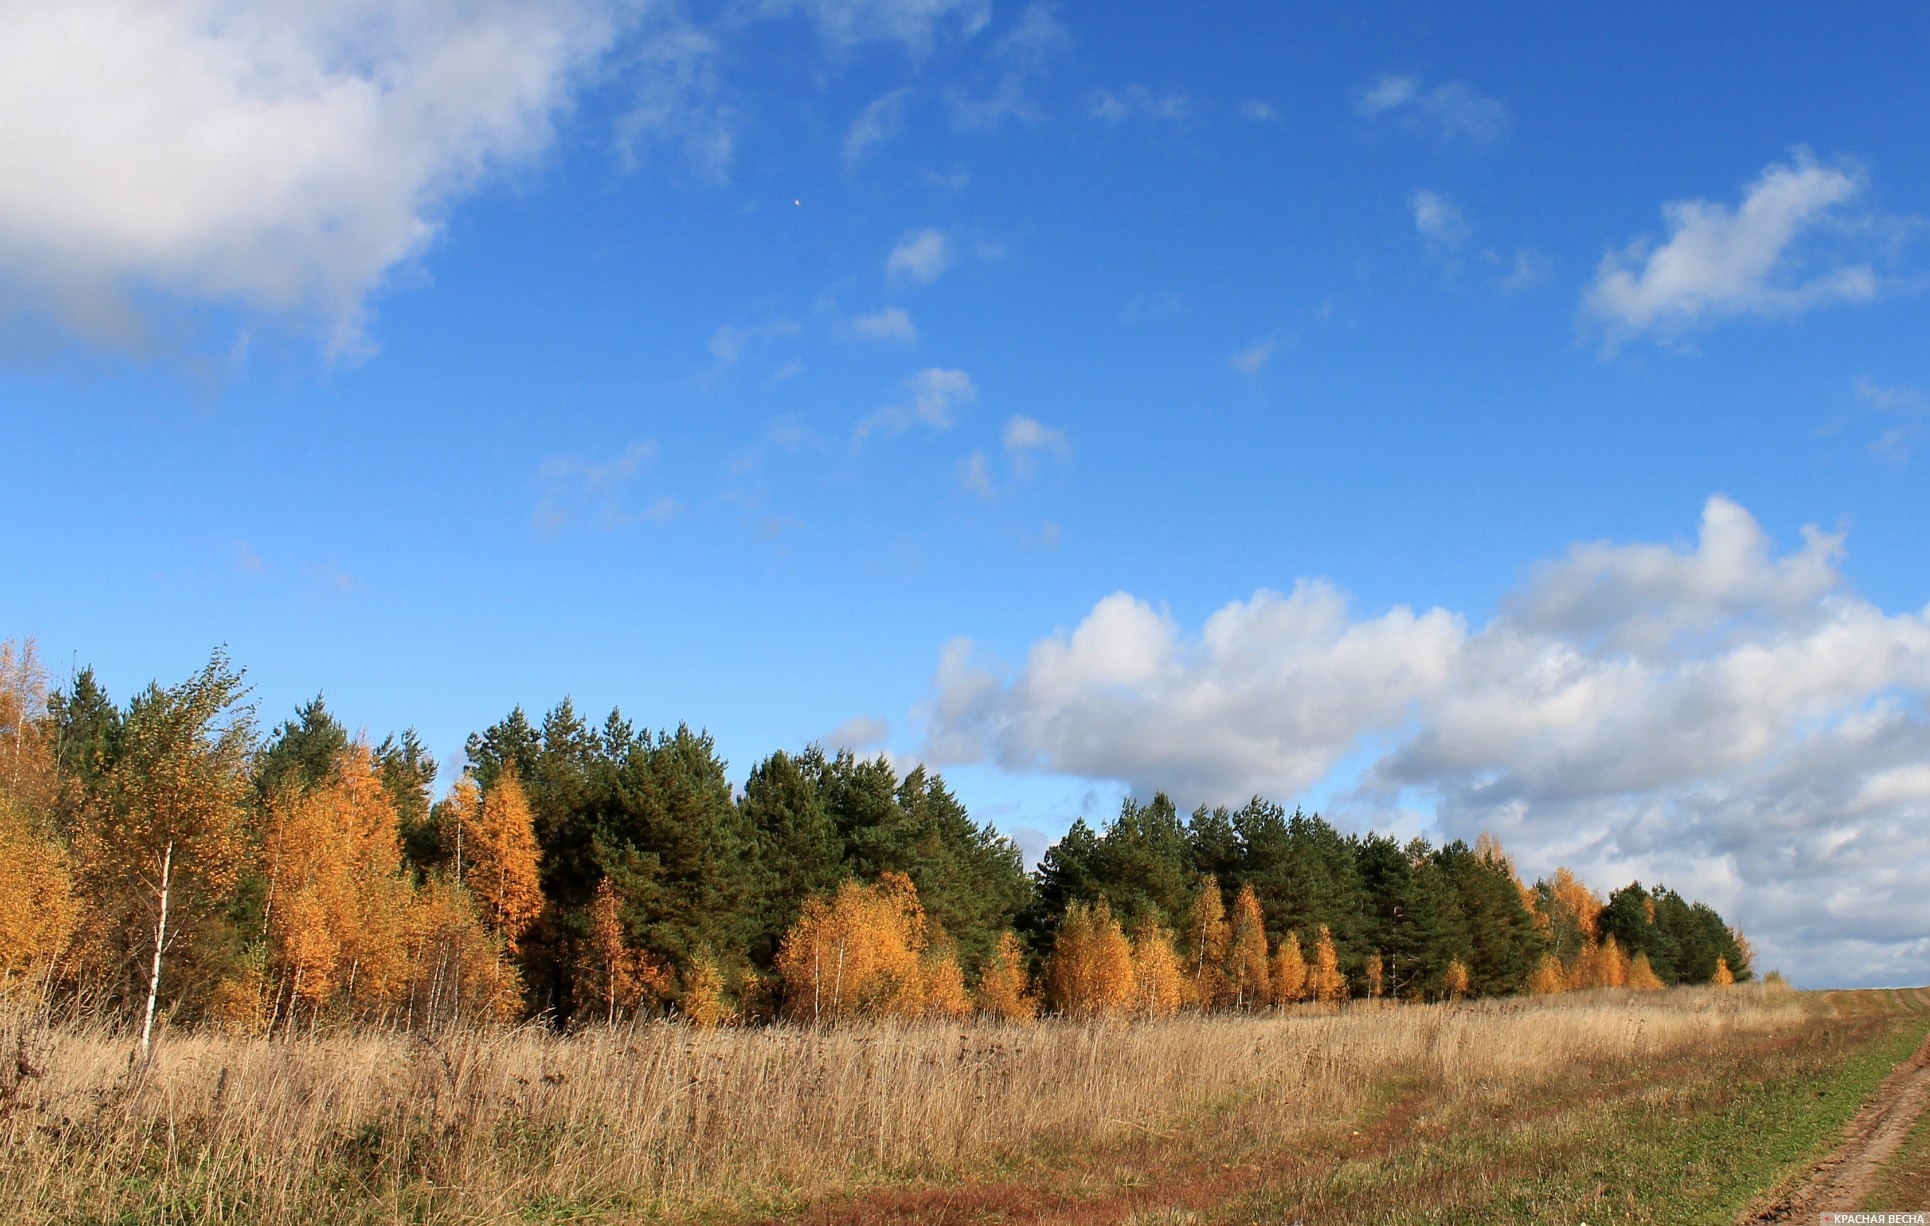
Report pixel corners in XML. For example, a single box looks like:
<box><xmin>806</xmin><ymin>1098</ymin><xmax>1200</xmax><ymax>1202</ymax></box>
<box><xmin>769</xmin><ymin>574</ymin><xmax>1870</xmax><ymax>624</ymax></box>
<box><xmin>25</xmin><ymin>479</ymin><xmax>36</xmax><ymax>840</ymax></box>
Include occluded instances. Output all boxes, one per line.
<box><xmin>1741</xmin><ymin>1027</ymin><xmax>1930</xmax><ymax>1222</ymax></box>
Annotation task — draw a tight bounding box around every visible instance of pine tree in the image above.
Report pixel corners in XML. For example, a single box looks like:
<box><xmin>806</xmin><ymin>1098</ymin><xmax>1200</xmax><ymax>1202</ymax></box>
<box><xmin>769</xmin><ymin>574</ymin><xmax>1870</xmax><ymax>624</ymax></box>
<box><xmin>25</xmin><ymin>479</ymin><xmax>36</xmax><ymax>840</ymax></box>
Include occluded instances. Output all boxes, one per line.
<box><xmin>1270</xmin><ymin>931</ymin><xmax>1308</xmax><ymax>1005</ymax></box>
<box><xmin>1307</xmin><ymin>925</ymin><xmax>1347</xmax><ymax>1002</ymax></box>
<box><xmin>1224</xmin><ymin>883</ymin><xmax>1270</xmax><ymax>1009</ymax></box>
<box><xmin>973</xmin><ymin>931</ymin><xmax>1037</xmax><ymax>1022</ymax></box>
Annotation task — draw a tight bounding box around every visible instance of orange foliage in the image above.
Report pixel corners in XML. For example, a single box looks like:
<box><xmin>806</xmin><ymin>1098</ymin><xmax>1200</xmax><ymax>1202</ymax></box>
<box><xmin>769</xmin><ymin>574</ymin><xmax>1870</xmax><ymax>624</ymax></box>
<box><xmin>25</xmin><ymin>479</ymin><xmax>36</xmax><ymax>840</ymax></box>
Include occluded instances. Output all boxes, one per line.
<box><xmin>403</xmin><ymin>877</ymin><xmax>523</xmax><ymax>1029</ymax></box>
<box><xmin>1269</xmin><ymin>931</ymin><xmax>1308</xmax><ymax>1004</ymax></box>
<box><xmin>1569</xmin><ymin>934</ymin><xmax>1629</xmax><ymax>990</ymax></box>
<box><xmin>1627</xmin><ymin>952</ymin><xmax>1665</xmax><ymax>991</ymax></box>
<box><xmin>1526</xmin><ymin>951</ymin><xmax>1567</xmax><ymax>995</ymax></box>
<box><xmin>469</xmin><ymin>771</ymin><xmax>543</xmax><ymax>950</ymax></box>
<box><xmin>1307</xmin><ymin>925</ymin><xmax>1347</xmax><ymax>1003</ymax></box>
<box><xmin>681</xmin><ymin>951</ymin><xmax>728</xmax><ymax>1027</ymax></box>
<box><xmin>580</xmin><ymin>877</ymin><xmax>673</xmax><ymax>1024</ymax></box>
<box><xmin>1545</xmin><ymin>867</ymin><xmax>1603</xmax><ymax>943</ymax></box>
<box><xmin>1443</xmin><ymin>958</ymin><xmax>1470</xmax><ymax>1000</ymax></box>
<box><xmin>0</xmin><ymin>792</ymin><xmax>76</xmax><ymax>990</ymax></box>
<box><xmin>921</xmin><ymin>949</ymin><xmax>971</xmax><ymax>1019</ymax></box>
<box><xmin>973</xmin><ymin>931</ymin><xmax>1037</xmax><ymax>1022</ymax></box>
<box><xmin>1712</xmin><ymin>956</ymin><xmax>1735</xmax><ymax>987</ymax></box>
<box><xmin>774</xmin><ymin>872</ymin><xmax>928</xmax><ymax>1023</ymax></box>
<box><xmin>1128</xmin><ymin>913</ymin><xmax>1184</xmax><ymax>1020</ymax></box>
<box><xmin>1184</xmin><ymin>875</ymin><xmax>1230</xmax><ymax>1008</ymax></box>
<box><xmin>1364</xmin><ymin>952</ymin><xmax>1384</xmax><ymax>1001</ymax></box>
<box><xmin>1224</xmin><ymin>883</ymin><xmax>1270</xmax><ymax>1009</ymax></box>
<box><xmin>1042</xmin><ymin>899</ymin><xmax>1136</xmax><ymax>1019</ymax></box>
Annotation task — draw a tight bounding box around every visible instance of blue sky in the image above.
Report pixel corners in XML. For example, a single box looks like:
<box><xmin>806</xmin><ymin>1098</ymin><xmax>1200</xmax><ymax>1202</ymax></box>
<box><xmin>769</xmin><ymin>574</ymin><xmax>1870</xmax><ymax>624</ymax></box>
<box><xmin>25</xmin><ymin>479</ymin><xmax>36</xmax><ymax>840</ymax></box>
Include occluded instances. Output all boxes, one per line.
<box><xmin>3</xmin><ymin>1</ymin><xmax>1927</xmax><ymax>987</ymax></box>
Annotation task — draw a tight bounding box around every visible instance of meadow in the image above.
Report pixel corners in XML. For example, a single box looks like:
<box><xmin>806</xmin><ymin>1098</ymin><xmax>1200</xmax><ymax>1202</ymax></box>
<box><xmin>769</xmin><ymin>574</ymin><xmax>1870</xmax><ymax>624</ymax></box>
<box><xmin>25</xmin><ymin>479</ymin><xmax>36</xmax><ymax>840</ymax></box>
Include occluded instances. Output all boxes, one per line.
<box><xmin>4</xmin><ymin>983</ymin><xmax>1923</xmax><ymax>1225</ymax></box>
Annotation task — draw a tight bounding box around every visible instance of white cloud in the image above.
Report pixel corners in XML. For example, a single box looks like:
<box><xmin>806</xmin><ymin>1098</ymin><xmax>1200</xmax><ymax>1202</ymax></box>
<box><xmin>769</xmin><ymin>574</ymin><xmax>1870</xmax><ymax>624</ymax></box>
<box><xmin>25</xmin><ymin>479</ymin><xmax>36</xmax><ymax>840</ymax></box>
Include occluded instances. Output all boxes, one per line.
<box><xmin>708</xmin><ymin>318</ymin><xmax>800</xmax><ymax>365</ymax></box>
<box><xmin>844</xmin><ymin>88</ymin><xmax>911</xmax><ymax>167</ymax></box>
<box><xmin>0</xmin><ymin>0</ymin><xmax>628</xmax><ymax>357</ymax></box>
<box><xmin>824</xmin><ymin>714</ymin><xmax>891</xmax><ymax>751</ymax></box>
<box><xmin>1584</xmin><ymin>151</ymin><xmax>1881</xmax><ymax>346</ymax></box>
<box><xmin>1241</xmin><ymin>99</ymin><xmax>1281</xmax><ymax>123</ymax></box>
<box><xmin>1089</xmin><ymin>85</ymin><xmax>1192</xmax><ymax>124</ymax></box>
<box><xmin>1002</xmin><ymin>414</ymin><xmax>1071</xmax><ymax>468</ymax></box>
<box><xmin>959</xmin><ymin>450</ymin><xmax>995</xmax><ymax>498</ymax></box>
<box><xmin>763</xmin><ymin>0</ymin><xmax>992</xmax><ymax>52</ymax></box>
<box><xmin>1355</xmin><ymin>73</ymin><xmax>1507</xmax><ymax>144</ymax></box>
<box><xmin>615</xmin><ymin>22</ymin><xmax>736</xmax><ymax>185</ymax></box>
<box><xmin>1411</xmin><ymin>189</ymin><xmax>1469</xmax><ymax>248</ymax></box>
<box><xmin>1851</xmin><ymin>377</ymin><xmax>1928</xmax><ymax>460</ymax></box>
<box><xmin>1228</xmin><ymin>335</ymin><xmax>1279</xmax><ymax>375</ymax></box>
<box><xmin>887</xmin><ymin>227</ymin><xmax>952</xmax><ymax>284</ymax></box>
<box><xmin>536</xmin><ymin>440</ymin><xmax>667</xmax><ymax>530</ymax></box>
<box><xmin>847</xmin><ymin>306</ymin><xmax>919</xmax><ymax>343</ymax></box>
<box><xmin>924</xmin><ymin>496</ymin><xmax>1930</xmax><ymax>987</ymax></box>
<box><xmin>856</xmin><ymin>366</ymin><xmax>977</xmax><ymax>439</ymax></box>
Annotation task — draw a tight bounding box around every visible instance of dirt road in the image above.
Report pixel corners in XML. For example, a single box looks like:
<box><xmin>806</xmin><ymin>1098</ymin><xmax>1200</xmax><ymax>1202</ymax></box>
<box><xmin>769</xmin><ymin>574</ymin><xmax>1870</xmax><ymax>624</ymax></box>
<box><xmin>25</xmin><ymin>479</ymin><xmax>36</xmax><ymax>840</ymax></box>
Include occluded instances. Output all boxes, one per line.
<box><xmin>1742</xmin><ymin>1018</ymin><xmax>1930</xmax><ymax>1222</ymax></box>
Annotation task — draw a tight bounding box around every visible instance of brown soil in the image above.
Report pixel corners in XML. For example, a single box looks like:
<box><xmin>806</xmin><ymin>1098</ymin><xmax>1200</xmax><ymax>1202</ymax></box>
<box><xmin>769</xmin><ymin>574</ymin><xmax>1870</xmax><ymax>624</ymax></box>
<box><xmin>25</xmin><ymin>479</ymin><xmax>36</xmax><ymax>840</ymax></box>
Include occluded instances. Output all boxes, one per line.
<box><xmin>1741</xmin><ymin>1027</ymin><xmax>1930</xmax><ymax>1222</ymax></box>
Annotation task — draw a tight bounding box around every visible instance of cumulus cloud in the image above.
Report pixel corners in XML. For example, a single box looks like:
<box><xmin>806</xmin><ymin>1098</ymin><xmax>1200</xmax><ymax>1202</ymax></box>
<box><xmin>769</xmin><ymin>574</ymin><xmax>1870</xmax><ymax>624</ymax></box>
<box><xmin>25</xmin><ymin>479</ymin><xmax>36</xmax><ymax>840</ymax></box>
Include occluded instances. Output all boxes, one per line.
<box><xmin>1584</xmin><ymin>151</ymin><xmax>1883</xmax><ymax>347</ymax></box>
<box><xmin>0</xmin><ymin>0</ymin><xmax>628</xmax><ymax>357</ymax></box>
<box><xmin>924</xmin><ymin>496</ymin><xmax>1930</xmax><ymax>986</ymax></box>
<box><xmin>856</xmin><ymin>366</ymin><xmax>977</xmax><ymax>439</ymax></box>
<box><xmin>1355</xmin><ymin>73</ymin><xmax>1508</xmax><ymax>144</ymax></box>
<box><xmin>887</xmin><ymin>227</ymin><xmax>952</xmax><ymax>284</ymax></box>
<box><xmin>1089</xmin><ymin>85</ymin><xmax>1191</xmax><ymax>124</ymax></box>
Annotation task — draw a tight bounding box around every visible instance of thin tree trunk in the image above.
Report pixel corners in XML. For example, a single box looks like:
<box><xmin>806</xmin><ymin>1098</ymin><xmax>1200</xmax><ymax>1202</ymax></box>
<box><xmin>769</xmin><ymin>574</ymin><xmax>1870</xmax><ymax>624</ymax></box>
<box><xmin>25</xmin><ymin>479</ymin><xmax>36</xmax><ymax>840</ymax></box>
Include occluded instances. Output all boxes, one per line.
<box><xmin>139</xmin><ymin>839</ymin><xmax>174</xmax><ymax>1059</ymax></box>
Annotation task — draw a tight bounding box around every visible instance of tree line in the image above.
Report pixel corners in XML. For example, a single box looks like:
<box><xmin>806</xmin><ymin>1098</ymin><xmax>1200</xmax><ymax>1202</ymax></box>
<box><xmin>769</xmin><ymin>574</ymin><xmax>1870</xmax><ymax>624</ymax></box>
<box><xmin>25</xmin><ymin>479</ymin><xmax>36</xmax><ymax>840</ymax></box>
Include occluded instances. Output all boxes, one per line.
<box><xmin>0</xmin><ymin>641</ymin><xmax>1752</xmax><ymax>1034</ymax></box>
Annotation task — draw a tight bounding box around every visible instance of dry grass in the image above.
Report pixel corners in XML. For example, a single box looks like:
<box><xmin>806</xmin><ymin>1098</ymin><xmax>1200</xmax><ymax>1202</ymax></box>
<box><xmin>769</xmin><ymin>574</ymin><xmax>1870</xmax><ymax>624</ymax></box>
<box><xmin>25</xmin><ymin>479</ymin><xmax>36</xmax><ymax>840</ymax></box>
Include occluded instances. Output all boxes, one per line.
<box><xmin>0</xmin><ymin>988</ymin><xmax>1806</xmax><ymax>1224</ymax></box>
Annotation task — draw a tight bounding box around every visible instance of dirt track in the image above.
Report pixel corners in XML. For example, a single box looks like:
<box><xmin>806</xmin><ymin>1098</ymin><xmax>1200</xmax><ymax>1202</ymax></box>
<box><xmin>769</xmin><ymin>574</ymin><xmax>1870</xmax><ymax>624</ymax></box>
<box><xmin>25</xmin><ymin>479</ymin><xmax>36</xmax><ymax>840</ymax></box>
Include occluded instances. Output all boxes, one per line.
<box><xmin>1742</xmin><ymin>1011</ymin><xmax>1930</xmax><ymax>1222</ymax></box>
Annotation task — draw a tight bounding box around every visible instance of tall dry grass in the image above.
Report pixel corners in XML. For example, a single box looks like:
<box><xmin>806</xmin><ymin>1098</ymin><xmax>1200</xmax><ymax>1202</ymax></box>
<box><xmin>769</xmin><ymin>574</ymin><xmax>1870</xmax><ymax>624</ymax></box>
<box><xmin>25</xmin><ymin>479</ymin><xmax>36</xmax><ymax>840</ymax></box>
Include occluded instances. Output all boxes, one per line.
<box><xmin>0</xmin><ymin>987</ymin><xmax>1802</xmax><ymax>1223</ymax></box>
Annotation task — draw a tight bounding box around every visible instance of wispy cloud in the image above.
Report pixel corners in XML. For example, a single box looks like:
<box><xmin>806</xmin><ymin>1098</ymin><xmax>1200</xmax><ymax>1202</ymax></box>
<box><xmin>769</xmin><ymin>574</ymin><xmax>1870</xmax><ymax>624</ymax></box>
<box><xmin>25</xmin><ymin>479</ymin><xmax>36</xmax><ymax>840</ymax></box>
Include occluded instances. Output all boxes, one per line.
<box><xmin>1090</xmin><ymin>85</ymin><xmax>1192</xmax><ymax>124</ymax></box>
<box><xmin>1002</xmin><ymin>414</ymin><xmax>1072</xmax><ymax>470</ymax></box>
<box><xmin>708</xmin><ymin>318</ymin><xmax>801</xmax><ymax>366</ymax></box>
<box><xmin>761</xmin><ymin>0</ymin><xmax>992</xmax><ymax>54</ymax></box>
<box><xmin>1228</xmin><ymin>334</ymin><xmax>1280</xmax><ymax>375</ymax></box>
<box><xmin>536</xmin><ymin>441</ymin><xmax>674</xmax><ymax>531</ymax></box>
<box><xmin>615</xmin><ymin>22</ymin><xmax>737</xmax><ymax>185</ymax></box>
<box><xmin>857</xmin><ymin>367</ymin><xmax>978</xmax><ymax>440</ymax></box>
<box><xmin>1585</xmin><ymin>151</ymin><xmax>1887</xmax><ymax>350</ymax></box>
<box><xmin>1851</xmin><ymin>377</ymin><xmax>1928</xmax><ymax>461</ymax></box>
<box><xmin>844</xmin><ymin>88</ymin><xmax>911</xmax><ymax>167</ymax></box>
<box><xmin>1411</xmin><ymin>189</ymin><xmax>1469</xmax><ymax>249</ymax></box>
<box><xmin>846</xmin><ymin>306</ymin><xmax>919</xmax><ymax>343</ymax></box>
<box><xmin>1355</xmin><ymin>73</ymin><xmax>1508</xmax><ymax>145</ymax></box>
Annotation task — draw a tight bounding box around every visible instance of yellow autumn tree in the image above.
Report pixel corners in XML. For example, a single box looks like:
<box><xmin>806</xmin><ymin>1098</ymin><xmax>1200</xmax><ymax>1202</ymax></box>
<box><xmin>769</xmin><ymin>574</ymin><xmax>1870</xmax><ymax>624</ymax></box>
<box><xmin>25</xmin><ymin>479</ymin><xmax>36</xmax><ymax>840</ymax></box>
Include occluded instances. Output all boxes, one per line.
<box><xmin>1128</xmin><ymin>912</ymin><xmax>1185</xmax><ymax>1019</ymax></box>
<box><xmin>973</xmin><ymin>931</ymin><xmax>1037</xmax><ymax>1022</ymax></box>
<box><xmin>402</xmin><ymin>876</ymin><xmax>523</xmax><ymax>1030</ymax></box>
<box><xmin>1443</xmin><ymin>958</ymin><xmax>1470</xmax><ymax>1000</ymax></box>
<box><xmin>579</xmin><ymin>877</ymin><xmax>672</xmax><ymax>1024</ymax></box>
<box><xmin>1526</xmin><ymin>951</ymin><xmax>1567</xmax><ymax>995</ymax></box>
<box><xmin>774</xmin><ymin>872</ymin><xmax>928</xmax><ymax>1023</ymax></box>
<box><xmin>1183</xmin><ymin>874</ymin><xmax>1230</xmax><ymax>1008</ymax></box>
<box><xmin>1711</xmin><ymin>956</ymin><xmax>1735</xmax><ymax>987</ymax></box>
<box><xmin>1307</xmin><ymin>925</ymin><xmax>1347</xmax><ymax>1003</ymax></box>
<box><xmin>921</xmin><ymin>948</ymin><xmax>972</xmax><ymax>1019</ymax></box>
<box><xmin>1627</xmin><ymin>952</ymin><xmax>1665</xmax><ymax>991</ymax></box>
<box><xmin>70</xmin><ymin>652</ymin><xmax>253</xmax><ymax>1054</ymax></box>
<box><xmin>1269</xmin><ymin>931</ymin><xmax>1308</xmax><ymax>1005</ymax></box>
<box><xmin>1043</xmin><ymin>899</ymin><xmax>1136</xmax><ymax>1019</ymax></box>
<box><xmin>1570</xmin><ymin>933</ymin><xmax>1630</xmax><ymax>990</ymax></box>
<box><xmin>463</xmin><ymin>770</ymin><xmax>543</xmax><ymax>951</ymax></box>
<box><xmin>1364</xmin><ymin>952</ymin><xmax>1385</xmax><ymax>1001</ymax></box>
<box><xmin>681</xmin><ymin>950</ymin><xmax>728</xmax><ymax>1027</ymax></box>
<box><xmin>1224</xmin><ymin>883</ymin><xmax>1270</xmax><ymax>1009</ymax></box>
<box><xmin>0</xmin><ymin>645</ymin><xmax>75</xmax><ymax>993</ymax></box>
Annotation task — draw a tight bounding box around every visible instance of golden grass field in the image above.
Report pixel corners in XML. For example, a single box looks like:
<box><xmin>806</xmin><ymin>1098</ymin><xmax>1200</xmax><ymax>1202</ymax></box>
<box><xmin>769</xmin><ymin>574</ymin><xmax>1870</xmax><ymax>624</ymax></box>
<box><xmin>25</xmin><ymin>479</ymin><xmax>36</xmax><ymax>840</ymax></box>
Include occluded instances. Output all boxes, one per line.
<box><xmin>0</xmin><ymin>985</ymin><xmax>1923</xmax><ymax>1225</ymax></box>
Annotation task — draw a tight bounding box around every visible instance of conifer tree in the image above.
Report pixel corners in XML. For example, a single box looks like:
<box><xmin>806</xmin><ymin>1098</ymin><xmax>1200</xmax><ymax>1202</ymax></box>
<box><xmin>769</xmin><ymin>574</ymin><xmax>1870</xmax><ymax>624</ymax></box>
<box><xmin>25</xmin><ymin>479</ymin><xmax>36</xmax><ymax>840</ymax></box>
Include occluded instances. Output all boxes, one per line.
<box><xmin>1270</xmin><ymin>931</ymin><xmax>1308</xmax><ymax>1005</ymax></box>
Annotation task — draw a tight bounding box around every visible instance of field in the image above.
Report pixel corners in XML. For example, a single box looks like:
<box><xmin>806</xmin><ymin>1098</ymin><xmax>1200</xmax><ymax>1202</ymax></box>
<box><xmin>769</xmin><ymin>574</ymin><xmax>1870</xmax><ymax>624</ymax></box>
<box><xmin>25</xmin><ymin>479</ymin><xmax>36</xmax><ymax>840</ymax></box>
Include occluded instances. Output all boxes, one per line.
<box><xmin>0</xmin><ymin>986</ymin><xmax>1925</xmax><ymax>1225</ymax></box>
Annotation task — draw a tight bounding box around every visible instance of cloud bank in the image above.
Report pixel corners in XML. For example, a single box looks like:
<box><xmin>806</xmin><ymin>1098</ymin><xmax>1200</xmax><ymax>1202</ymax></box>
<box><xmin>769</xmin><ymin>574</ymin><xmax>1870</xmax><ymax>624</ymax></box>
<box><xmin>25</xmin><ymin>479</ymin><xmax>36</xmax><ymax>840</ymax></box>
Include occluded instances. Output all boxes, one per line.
<box><xmin>0</xmin><ymin>0</ymin><xmax>629</xmax><ymax>356</ymax></box>
<box><xmin>926</xmin><ymin>497</ymin><xmax>1930</xmax><ymax>986</ymax></box>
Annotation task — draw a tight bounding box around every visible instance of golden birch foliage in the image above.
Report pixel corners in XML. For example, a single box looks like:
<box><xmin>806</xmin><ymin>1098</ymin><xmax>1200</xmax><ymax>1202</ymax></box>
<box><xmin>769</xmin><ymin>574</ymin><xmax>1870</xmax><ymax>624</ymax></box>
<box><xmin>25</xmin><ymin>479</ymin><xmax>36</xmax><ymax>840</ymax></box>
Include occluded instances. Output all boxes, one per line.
<box><xmin>403</xmin><ymin>878</ymin><xmax>523</xmax><ymax>1030</ymax></box>
<box><xmin>579</xmin><ymin>878</ymin><xmax>672</xmax><ymax>1024</ymax></box>
<box><xmin>1043</xmin><ymin>899</ymin><xmax>1136</xmax><ymax>1019</ymax></box>
<box><xmin>1573</xmin><ymin>934</ymin><xmax>1629</xmax><ymax>989</ymax></box>
<box><xmin>0</xmin><ymin>793</ymin><xmax>76</xmax><ymax>988</ymax></box>
<box><xmin>1526</xmin><ymin>951</ymin><xmax>1567</xmax><ymax>995</ymax></box>
<box><xmin>682</xmin><ymin>952</ymin><xmax>727</xmax><ymax>1028</ymax></box>
<box><xmin>1364</xmin><ymin>952</ymin><xmax>1385</xmax><ymax>1000</ymax></box>
<box><xmin>1224</xmin><ymin>883</ymin><xmax>1270</xmax><ymax>1009</ymax></box>
<box><xmin>972</xmin><ymin>930</ymin><xmax>1037</xmax><ymax>1022</ymax></box>
<box><xmin>920</xmin><ymin>949</ymin><xmax>971</xmax><ymax>1020</ymax></box>
<box><xmin>1712</xmin><ymin>956</ymin><xmax>1735</xmax><ymax>987</ymax></box>
<box><xmin>1443</xmin><ymin>957</ymin><xmax>1470</xmax><ymax>999</ymax></box>
<box><xmin>1183</xmin><ymin>874</ymin><xmax>1230</xmax><ymax>1008</ymax></box>
<box><xmin>1269</xmin><ymin>931</ymin><xmax>1308</xmax><ymax>1005</ymax></box>
<box><xmin>1307</xmin><ymin>925</ymin><xmax>1347</xmax><ymax>1003</ymax></box>
<box><xmin>1128</xmin><ymin>913</ymin><xmax>1184</xmax><ymax>1020</ymax></box>
<box><xmin>1627</xmin><ymin>952</ymin><xmax>1665</xmax><ymax>991</ymax></box>
<box><xmin>1546</xmin><ymin>866</ymin><xmax>1604</xmax><ymax>942</ymax></box>
<box><xmin>470</xmin><ymin>770</ymin><xmax>543</xmax><ymax>950</ymax></box>
<box><xmin>0</xmin><ymin>639</ymin><xmax>58</xmax><ymax>817</ymax></box>
<box><xmin>774</xmin><ymin>872</ymin><xmax>928</xmax><ymax>1023</ymax></box>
